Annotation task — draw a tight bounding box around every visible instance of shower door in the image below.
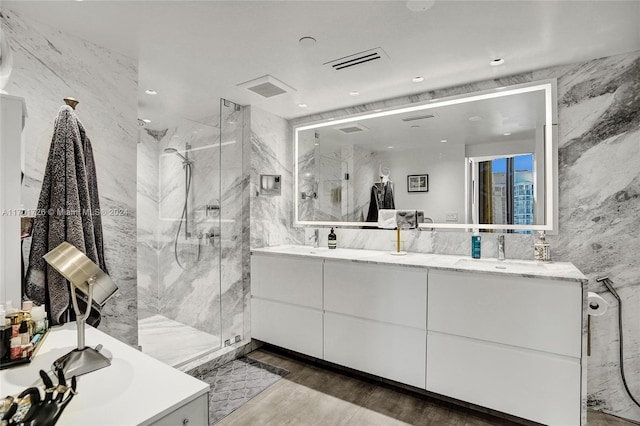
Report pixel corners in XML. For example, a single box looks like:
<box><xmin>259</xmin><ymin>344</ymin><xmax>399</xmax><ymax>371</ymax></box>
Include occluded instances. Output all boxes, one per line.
<box><xmin>137</xmin><ymin>116</ymin><xmax>223</xmax><ymax>367</ymax></box>
<box><xmin>218</xmin><ymin>99</ymin><xmax>246</xmax><ymax>346</ymax></box>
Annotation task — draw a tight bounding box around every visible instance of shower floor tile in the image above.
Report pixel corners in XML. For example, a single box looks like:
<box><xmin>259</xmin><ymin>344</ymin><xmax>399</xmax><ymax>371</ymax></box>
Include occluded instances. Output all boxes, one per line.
<box><xmin>138</xmin><ymin>314</ymin><xmax>221</xmax><ymax>367</ymax></box>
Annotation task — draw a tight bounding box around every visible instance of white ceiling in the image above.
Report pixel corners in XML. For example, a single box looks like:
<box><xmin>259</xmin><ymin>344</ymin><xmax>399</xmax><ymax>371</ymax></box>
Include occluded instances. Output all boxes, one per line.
<box><xmin>4</xmin><ymin>0</ymin><xmax>640</xmax><ymax>130</ymax></box>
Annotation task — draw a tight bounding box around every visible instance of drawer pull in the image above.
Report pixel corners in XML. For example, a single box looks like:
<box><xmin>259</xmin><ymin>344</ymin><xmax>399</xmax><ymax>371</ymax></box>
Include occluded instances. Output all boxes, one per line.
<box><xmin>183</xmin><ymin>419</ymin><xmax>189</xmax><ymax>425</ymax></box>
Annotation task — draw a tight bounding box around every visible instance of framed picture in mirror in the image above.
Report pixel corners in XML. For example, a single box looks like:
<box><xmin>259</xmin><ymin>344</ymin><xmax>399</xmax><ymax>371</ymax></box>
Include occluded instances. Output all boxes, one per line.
<box><xmin>407</xmin><ymin>174</ymin><xmax>429</xmax><ymax>193</ymax></box>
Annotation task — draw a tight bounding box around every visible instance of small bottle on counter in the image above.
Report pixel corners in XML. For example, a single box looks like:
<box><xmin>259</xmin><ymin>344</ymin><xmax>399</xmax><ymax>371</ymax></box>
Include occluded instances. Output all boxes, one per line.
<box><xmin>31</xmin><ymin>305</ymin><xmax>47</xmax><ymax>334</ymax></box>
<box><xmin>19</xmin><ymin>321</ymin><xmax>29</xmax><ymax>345</ymax></box>
<box><xmin>0</xmin><ymin>325</ymin><xmax>11</xmax><ymax>362</ymax></box>
<box><xmin>6</xmin><ymin>313</ymin><xmax>21</xmax><ymax>338</ymax></box>
<box><xmin>471</xmin><ymin>230</ymin><xmax>481</xmax><ymax>259</ymax></box>
<box><xmin>534</xmin><ymin>231</ymin><xmax>551</xmax><ymax>261</ymax></box>
<box><xmin>328</xmin><ymin>227</ymin><xmax>337</xmax><ymax>249</ymax></box>
<box><xmin>10</xmin><ymin>336</ymin><xmax>22</xmax><ymax>360</ymax></box>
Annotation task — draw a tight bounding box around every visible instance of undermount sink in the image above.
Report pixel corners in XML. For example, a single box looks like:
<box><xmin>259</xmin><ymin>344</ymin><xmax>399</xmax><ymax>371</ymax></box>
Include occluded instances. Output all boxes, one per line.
<box><xmin>455</xmin><ymin>258</ymin><xmax>545</xmax><ymax>270</ymax></box>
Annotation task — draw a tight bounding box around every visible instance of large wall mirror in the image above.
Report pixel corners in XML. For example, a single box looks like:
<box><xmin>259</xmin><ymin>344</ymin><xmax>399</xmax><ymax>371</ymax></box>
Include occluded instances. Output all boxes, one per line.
<box><xmin>294</xmin><ymin>80</ymin><xmax>558</xmax><ymax>231</ymax></box>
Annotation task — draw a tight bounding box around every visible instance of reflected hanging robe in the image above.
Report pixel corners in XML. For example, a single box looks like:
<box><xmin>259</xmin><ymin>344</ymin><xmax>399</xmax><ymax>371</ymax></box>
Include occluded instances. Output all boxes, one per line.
<box><xmin>25</xmin><ymin>105</ymin><xmax>108</xmax><ymax>327</ymax></box>
<box><xmin>366</xmin><ymin>181</ymin><xmax>395</xmax><ymax>222</ymax></box>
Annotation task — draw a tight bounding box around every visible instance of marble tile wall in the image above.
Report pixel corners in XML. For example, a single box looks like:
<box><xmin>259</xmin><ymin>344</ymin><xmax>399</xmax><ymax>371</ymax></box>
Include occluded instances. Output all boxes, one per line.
<box><xmin>249</xmin><ymin>105</ymin><xmax>304</xmax><ymax>249</ymax></box>
<box><xmin>137</xmin><ymin>129</ymin><xmax>159</xmax><ymax>317</ymax></box>
<box><xmin>2</xmin><ymin>9</ymin><xmax>139</xmax><ymax>345</ymax></box>
<box><xmin>295</xmin><ymin>51</ymin><xmax>640</xmax><ymax>421</ymax></box>
<box><xmin>247</xmin><ymin>105</ymin><xmax>304</xmax><ymax>354</ymax></box>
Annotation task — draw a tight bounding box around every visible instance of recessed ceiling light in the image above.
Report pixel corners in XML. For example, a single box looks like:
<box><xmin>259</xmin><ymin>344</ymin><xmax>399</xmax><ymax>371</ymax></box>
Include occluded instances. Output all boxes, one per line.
<box><xmin>145</xmin><ymin>89</ymin><xmax>157</xmax><ymax>95</ymax></box>
<box><xmin>349</xmin><ymin>91</ymin><xmax>360</xmax><ymax>96</ymax></box>
<box><xmin>440</xmin><ymin>139</ymin><xmax>448</xmax><ymax>143</ymax></box>
<box><xmin>406</xmin><ymin>0</ymin><xmax>435</xmax><ymax>12</ymax></box>
<box><xmin>503</xmin><ymin>132</ymin><xmax>512</xmax><ymax>136</ymax></box>
<box><xmin>412</xmin><ymin>76</ymin><xmax>424</xmax><ymax>83</ymax></box>
<box><xmin>299</xmin><ymin>36</ymin><xmax>317</xmax><ymax>47</ymax></box>
<box><xmin>387</xmin><ymin>146</ymin><xmax>394</xmax><ymax>149</ymax></box>
<box><xmin>142</xmin><ymin>118</ymin><xmax>151</xmax><ymax>123</ymax></box>
<box><xmin>490</xmin><ymin>58</ymin><xmax>505</xmax><ymax>66</ymax></box>
<box><xmin>314</xmin><ymin>143</ymin><xmax>319</xmax><ymax>146</ymax></box>
<box><xmin>298</xmin><ymin>103</ymin><xmax>308</xmax><ymax>108</ymax></box>
<box><xmin>469</xmin><ymin>116</ymin><xmax>482</xmax><ymax>122</ymax></box>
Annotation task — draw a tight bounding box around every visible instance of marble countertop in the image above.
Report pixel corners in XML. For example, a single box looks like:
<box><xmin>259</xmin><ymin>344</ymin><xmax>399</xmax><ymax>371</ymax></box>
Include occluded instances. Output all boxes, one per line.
<box><xmin>251</xmin><ymin>245</ymin><xmax>588</xmax><ymax>283</ymax></box>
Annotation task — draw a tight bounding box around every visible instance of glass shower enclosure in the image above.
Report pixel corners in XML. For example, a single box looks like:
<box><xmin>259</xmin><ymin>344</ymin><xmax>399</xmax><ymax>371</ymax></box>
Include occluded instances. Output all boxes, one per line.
<box><xmin>137</xmin><ymin>99</ymin><xmax>245</xmax><ymax>367</ymax></box>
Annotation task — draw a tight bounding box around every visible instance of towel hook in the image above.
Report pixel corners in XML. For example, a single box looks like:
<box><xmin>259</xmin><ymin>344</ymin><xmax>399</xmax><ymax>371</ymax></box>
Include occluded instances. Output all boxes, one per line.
<box><xmin>64</xmin><ymin>97</ymin><xmax>79</xmax><ymax>109</ymax></box>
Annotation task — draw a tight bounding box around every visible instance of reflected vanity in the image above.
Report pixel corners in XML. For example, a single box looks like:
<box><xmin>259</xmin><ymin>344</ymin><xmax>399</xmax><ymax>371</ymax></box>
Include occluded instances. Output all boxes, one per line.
<box><xmin>294</xmin><ymin>80</ymin><xmax>558</xmax><ymax>232</ymax></box>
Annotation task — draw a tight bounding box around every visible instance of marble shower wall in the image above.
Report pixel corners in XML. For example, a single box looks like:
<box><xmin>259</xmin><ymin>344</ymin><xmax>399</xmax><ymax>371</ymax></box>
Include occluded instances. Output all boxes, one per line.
<box><xmin>137</xmin><ymin>130</ymin><xmax>159</xmax><ymax>316</ymax></box>
<box><xmin>296</xmin><ymin>51</ymin><xmax>640</xmax><ymax>421</ymax></box>
<box><xmin>2</xmin><ymin>10</ymin><xmax>139</xmax><ymax>345</ymax></box>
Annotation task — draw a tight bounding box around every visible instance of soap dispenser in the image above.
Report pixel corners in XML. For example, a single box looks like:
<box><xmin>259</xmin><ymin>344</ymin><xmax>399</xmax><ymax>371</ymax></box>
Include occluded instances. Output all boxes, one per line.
<box><xmin>471</xmin><ymin>230</ymin><xmax>481</xmax><ymax>259</ymax></box>
<box><xmin>534</xmin><ymin>231</ymin><xmax>550</xmax><ymax>261</ymax></box>
<box><xmin>328</xmin><ymin>227</ymin><xmax>337</xmax><ymax>249</ymax></box>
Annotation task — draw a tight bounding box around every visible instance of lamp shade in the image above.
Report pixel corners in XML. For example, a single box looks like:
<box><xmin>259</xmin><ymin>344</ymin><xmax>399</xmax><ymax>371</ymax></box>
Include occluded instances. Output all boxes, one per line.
<box><xmin>43</xmin><ymin>242</ymin><xmax>117</xmax><ymax>306</ymax></box>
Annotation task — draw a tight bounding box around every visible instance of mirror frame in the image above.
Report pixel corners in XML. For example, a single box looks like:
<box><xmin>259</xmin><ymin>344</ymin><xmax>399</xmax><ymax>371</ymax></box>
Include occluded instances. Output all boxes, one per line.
<box><xmin>294</xmin><ymin>79</ymin><xmax>558</xmax><ymax>232</ymax></box>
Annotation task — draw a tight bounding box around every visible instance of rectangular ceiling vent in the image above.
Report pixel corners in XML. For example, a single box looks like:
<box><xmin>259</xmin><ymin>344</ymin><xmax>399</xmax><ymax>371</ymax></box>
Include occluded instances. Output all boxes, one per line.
<box><xmin>236</xmin><ymin>74</ymin><xmax>296</xmax><ymax>98</ymax></box>
<box><xmin>336</xmin><ymin>123</ymin><xmax>368</xmax><ymax>134</ymax></box>
<box><xmin>324</xmin><ymin>47</ymin><xmax>389</xmax><ymax>71</ymax></box>
<box><xmin>402</xmin><ymin>114</ymin><xmax>436</xmax><ymax>122</ymax></box>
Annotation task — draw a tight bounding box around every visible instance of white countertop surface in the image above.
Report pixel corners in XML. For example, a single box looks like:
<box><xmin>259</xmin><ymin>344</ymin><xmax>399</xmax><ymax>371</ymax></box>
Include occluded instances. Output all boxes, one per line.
<box><xmin>251</xmin><ymin>245</ymin><xmax>587</xmax><ymax>283</ymax></box>
<box><xmin>1</xmin><ymin>323</ymin><xmax>209</xmax><ymax>426</ymax></box>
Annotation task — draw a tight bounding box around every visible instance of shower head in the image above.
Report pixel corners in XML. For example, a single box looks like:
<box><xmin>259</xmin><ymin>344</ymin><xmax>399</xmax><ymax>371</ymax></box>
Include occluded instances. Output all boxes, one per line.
<box><xmin>164</xmin><ymin>147</ymin><xmax>190</xmax><ymax>163</ymax></box>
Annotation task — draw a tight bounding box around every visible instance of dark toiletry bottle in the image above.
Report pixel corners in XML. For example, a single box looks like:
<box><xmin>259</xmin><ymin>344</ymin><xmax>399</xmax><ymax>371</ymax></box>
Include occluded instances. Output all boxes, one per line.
<box><xmin>471</xmin><ymin>230</ymin><xmax>481</xmax><ymax>259</ymax></box>
<box><xmin>328</xmin><ymin>227</ymin><xmax>337</xmax><ymax>249</ymax></box>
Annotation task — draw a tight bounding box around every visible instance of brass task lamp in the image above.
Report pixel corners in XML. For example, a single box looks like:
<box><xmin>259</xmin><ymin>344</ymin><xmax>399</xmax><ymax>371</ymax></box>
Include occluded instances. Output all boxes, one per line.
<box><xmin>43</xmin><ymin>242</ymin><xmax>118</xmax><ymax>377</ymax></box>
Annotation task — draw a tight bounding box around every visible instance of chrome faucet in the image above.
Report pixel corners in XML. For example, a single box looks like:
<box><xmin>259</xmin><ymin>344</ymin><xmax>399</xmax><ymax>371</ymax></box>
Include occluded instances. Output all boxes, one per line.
<box><xmin>311</xmin><ymin>229</ymin><xmax>319</xmax><ymax>248</ymax></box>
<box><xmin>498</xmin><ymin>235</ymin><xmax>505</xmax><ymax>260</ymax></box>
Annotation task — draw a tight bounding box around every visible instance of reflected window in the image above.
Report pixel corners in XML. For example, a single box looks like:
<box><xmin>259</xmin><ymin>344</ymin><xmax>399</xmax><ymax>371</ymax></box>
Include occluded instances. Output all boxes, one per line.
<box><xmin>476</xmin><ymin>154</ymin><xmax>534</xmax><ymax>228</ymax></box>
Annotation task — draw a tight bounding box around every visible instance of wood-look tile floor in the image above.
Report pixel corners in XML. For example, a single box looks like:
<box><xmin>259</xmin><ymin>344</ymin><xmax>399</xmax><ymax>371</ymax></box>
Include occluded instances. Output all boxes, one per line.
<box><xmin>217</xmin><ymin>347</ymin><xmax>639</xmax><ymax>426</ymax></box>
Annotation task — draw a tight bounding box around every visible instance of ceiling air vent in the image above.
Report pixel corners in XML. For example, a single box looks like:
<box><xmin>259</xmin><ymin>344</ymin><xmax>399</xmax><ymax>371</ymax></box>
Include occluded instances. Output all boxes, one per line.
<box><xmin>336</xmin><ymin>123</ymin><xmax>368</xmax><ymax>134</ymax></box>
<box><xmin>402</xmin><ymin>114</ymin><xmax>436</xmax><ymax>122</ymax></box>
<box><xmin>236</xmin><ymin>75</ymin><xmax>296</xmax><ymax>98</ymax></box>
<box><xmin>324</xmin><ymin>47</ymin><xmax>389</xmax><ymax>71</ymax></box>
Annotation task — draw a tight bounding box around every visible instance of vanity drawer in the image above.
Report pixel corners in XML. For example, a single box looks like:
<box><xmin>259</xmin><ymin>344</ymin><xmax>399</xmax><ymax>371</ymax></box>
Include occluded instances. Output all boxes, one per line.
<box><xmin>251</xmin><ymin>253</ymin><xmax>323</xmax><ymax>309</ymax></box>
<box><xmin>251</xmin><ymin>297</ymin><xmax>323</xmax><ymax>359</ymax></box>
<box><xmin>426</xmin><ymin>331</ymin><xmax>580</xmax><ymax>426</ymax></box>
<box><xmin>149</xmin><ymin>393</ymin><xmax>208</xmax><ymax>426</ymax></box>
<box><xmin>427</xmin><ymin>270</ymin><xmax>582</xmax><ymax>357</ymax></box>
<box><xmin>324</xmin><ymin>312</ymin><xmax>426</xmax><ymax>388</ymax></box>
<box><xmin>324</xmin><ymin>261</ymin><xmax>427</xmax><ymax>329</ymax></box>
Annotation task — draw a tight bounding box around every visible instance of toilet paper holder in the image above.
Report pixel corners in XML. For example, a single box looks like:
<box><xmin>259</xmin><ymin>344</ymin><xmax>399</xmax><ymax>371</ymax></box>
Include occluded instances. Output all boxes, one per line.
<box><xmin>587</xmin><ymin>291</ymin><xmax>609</xmax><ymax>356</ymax></box>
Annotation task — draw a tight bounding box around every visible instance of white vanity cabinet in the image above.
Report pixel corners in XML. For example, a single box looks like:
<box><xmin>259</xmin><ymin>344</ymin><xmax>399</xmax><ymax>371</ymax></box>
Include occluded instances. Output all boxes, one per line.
<box><xmin>426</xmin><ymin>269</ymin><xmax>583</xmax><ymax>426</ymax></box>
<box><xmin>250</xmin><ymin>247</ymin><xmax>586</xmax><ymax>426</ymax></box>
<box><xmin>250</xmin><ymin>253</ymin><xmax>324</xmax><ymax>358</ymax></box>
<box><xmin>323</xmin><ymin>261</ymin><xmax>427</xmax><ymax>388</ymax></box>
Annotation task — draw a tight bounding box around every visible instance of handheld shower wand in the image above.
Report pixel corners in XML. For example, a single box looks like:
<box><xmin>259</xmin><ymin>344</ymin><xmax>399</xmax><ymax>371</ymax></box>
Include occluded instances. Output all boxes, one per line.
<box><xmin>164</xmin><ymin>144</ymin><xmax>200</xmax><ymax>270</ymax></box>
<box><xmin>596</xmin><ymin>276</ymin><xmax>640</xmax><ymax>408</ymax></box>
